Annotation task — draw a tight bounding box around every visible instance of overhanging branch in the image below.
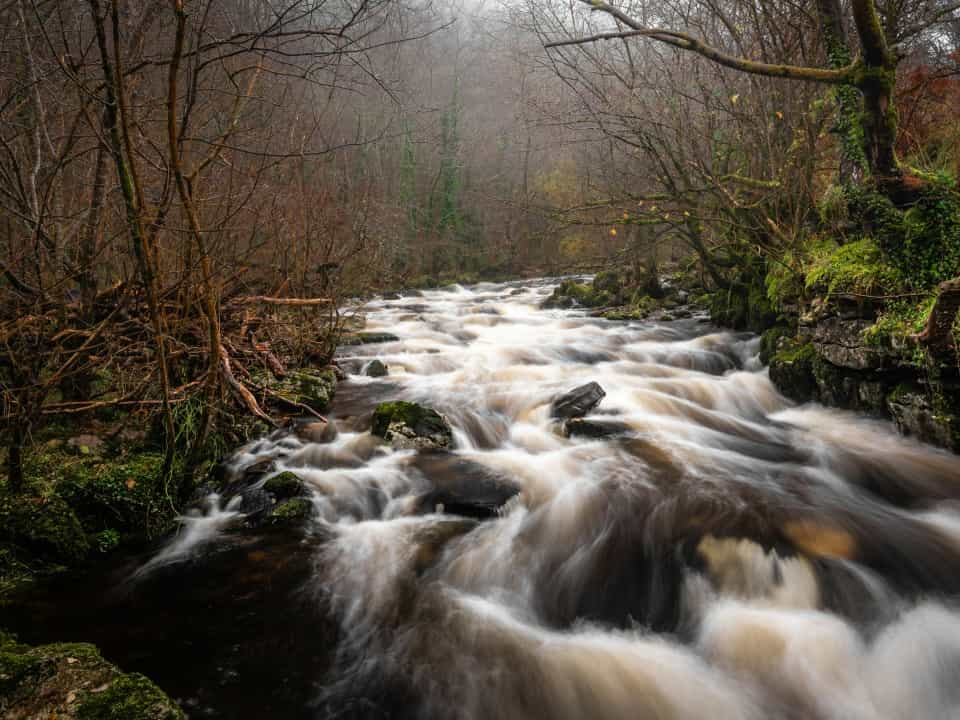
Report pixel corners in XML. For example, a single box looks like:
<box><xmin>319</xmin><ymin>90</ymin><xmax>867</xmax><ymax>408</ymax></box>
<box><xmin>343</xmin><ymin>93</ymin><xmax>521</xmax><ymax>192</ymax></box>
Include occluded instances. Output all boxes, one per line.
<box><xmin>544</xmin><ymin>0</ymin><xmax>855</xmax><ymax>85</ymax></box>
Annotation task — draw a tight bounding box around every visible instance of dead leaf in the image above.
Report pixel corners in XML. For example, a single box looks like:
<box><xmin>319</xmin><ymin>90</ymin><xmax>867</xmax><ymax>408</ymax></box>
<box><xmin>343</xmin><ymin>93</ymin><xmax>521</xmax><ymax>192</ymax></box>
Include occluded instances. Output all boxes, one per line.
<box><xmin>126</xmin><ymin>478</ymin><xmax>136</xmax><ymax>490</ymax></box>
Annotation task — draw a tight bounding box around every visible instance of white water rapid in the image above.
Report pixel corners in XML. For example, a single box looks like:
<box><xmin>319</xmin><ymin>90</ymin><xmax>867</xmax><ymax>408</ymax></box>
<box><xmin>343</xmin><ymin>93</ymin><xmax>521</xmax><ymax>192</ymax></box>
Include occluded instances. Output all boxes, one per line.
<box><xmin>155</xmin><ymin>278</ymin><xmax>960</xmax><ymax>720</ymax></box>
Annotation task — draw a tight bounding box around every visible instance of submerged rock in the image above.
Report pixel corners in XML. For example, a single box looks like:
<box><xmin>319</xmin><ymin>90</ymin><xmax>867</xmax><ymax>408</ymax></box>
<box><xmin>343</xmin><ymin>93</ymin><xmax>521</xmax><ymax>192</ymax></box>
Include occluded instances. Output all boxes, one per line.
<box><xmin>409</xmin><ymin>452</ymin><xmax>520</xmax><ymax>518</ymax></box>
<box><xmin>363</xmin><ymin>359</ymin><xmax>389</xmax><ymax>377</ymax></box>
<box><xmin>0</xmin><ymin>632</ymin><xmax>184</xmax><ymax>719</ymax></box>
<box><xmin>294</xmin><ymin>419</ymin><xmax>338</xmax><ymax>444</ymax></box>
<box><xmin>550</xmin><ymin>382</ymin><xmax>606</xmax><ymax>420</ymax></box>
<box><xmin>563</xmin><ymin>418</ymin><xmax>631</xmax><ymax>439</ymax></box>
<box><xmin>371</xmin><ymin>401</ymin><xmax>454</xmax><ymax>450</ymax></box>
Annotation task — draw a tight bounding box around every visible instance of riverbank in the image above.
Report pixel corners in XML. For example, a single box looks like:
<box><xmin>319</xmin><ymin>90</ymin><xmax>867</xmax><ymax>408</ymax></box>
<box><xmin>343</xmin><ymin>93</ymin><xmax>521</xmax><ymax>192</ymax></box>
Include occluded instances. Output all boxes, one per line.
<box><xmin>545</xmin><ymin>269</ymin><xmax>960</xmax><ymax>453</ymax></box>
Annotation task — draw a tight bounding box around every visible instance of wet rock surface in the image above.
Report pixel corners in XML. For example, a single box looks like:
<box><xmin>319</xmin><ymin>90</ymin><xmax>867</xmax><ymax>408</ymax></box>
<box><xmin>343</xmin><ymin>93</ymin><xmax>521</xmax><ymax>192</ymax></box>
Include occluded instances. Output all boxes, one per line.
<box><xmin>550</xmin><ymin>382</ymin><xmax>606</xmax><ymax>420</ymax></box>
<box><xmin>408</xmin><ymin>452</ymin><xmax>521</xmax><ymax>518</ymax></box>
<box><xmin>371</xmin><ymin>401</ymin><xmax>454</xmax><ymax>450</ymax></box>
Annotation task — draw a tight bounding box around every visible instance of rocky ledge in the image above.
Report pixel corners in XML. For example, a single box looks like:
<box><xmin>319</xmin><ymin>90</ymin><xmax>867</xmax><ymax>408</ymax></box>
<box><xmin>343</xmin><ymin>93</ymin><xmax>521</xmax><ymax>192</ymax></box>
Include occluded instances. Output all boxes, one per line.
<box><xmin>765</xmin><ymin>300</ymin><xmax>959</xmax><ymax>452</ymax></box>
<box><xmin>1</xmin><ymin>631</ymin><xmax>183</xmax><ymax>719</ymax></box>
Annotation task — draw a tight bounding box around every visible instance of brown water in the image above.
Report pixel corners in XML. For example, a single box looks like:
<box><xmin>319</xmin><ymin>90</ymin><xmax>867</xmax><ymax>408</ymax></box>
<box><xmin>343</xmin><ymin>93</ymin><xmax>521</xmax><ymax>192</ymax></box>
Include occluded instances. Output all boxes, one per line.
<box><xmin>8</xmin><ymin>278</ymin><xmax>960</xmax><ymax>719</ymax></box>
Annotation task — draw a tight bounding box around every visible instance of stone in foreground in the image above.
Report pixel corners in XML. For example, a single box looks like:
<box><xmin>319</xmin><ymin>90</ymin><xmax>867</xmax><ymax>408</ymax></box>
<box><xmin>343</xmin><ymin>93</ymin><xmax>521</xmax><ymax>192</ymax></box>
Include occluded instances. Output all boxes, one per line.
<box><xmin>550</xmin><ymin>382</ymin><xmax>606</xmax><ymax>420</ymax></box>
<box><xmin>0</xmin><ymin>632</ymin><xmax>183</xmax><ymax>719</ymax></box>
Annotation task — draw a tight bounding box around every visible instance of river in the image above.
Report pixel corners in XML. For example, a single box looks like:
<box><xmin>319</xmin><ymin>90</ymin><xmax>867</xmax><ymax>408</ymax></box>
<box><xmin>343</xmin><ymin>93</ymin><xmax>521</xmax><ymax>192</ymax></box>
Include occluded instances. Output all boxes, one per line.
<box><xmin>9</xmin><ymin>278</ymin><xmax>960</xmax><ymax>719</ymax></box>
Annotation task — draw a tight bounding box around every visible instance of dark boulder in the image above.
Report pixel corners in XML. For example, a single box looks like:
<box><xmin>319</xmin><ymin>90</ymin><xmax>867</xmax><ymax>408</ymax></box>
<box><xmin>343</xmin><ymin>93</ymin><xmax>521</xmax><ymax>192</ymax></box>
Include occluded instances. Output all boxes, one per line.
<box><xmin>550</xmin><ymin>382</ymin><xmax>606</xmax><ymax>420</ymax></box>
<box><xmin>409</xmin><ymin>452</ymin><xmax>521</xmax><ymax>519</ymax></box>
<box><xmin>363</xmin><ymin>359</ymin><xmax>389</xmax><ymax>377</ymax></box>
<box><xmin>563</xmin><ymin>418</ymin><xmax>632</xmax><ymax>439</ymax></box>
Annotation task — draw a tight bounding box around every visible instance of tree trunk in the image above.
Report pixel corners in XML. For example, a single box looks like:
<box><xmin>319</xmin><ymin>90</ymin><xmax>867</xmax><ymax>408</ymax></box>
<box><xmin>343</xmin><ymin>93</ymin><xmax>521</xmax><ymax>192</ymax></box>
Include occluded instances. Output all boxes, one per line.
<box><xmin>89</xmin><ymin>0</ymin><xmax>176</xmax><ymax>477</ymax></box>
<box><xmin>815</xmin><ymin>0</ymin><xmax>866</xmax><ymax>183</ymax></box>
<box><xmin>850</xmin><ymin>0</ymin><xmax>901</xmax><ymax>181</ymax></box>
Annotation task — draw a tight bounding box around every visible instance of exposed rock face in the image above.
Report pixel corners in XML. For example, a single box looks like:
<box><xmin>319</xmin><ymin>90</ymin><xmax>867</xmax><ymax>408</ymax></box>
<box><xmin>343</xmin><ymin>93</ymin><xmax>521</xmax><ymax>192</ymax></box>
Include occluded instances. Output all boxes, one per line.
<box><xmin>550</xmin><ymin>382</ymin><xmax>606</xmax><ymax>420</ymax></box>
<box><xmin>371</xmin><ymin>401</ymin><xmax>454</xmax><ymax>450</ymax></box>
<box><xmin>0</xmin><ymin>633</ymin><xmax>184</xmax><ymax>719</ymax></box>
<box><xmin>810</xmin><ymin>317</ymin><xmax>886</xmax><ymax>370</ymax></box>
<box><xmin>765</xmin><ymin>310</ymin><xmax>959</xmax><ymax>452</ymax></box>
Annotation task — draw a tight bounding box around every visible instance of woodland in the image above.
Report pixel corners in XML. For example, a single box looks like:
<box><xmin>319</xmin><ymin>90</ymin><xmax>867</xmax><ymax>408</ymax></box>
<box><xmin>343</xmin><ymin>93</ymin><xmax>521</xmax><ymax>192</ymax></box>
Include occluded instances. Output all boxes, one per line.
<box><xmin>2</xmin><ymin>0</ymin><xmax>960</xmax><ymax>714</ymax></box>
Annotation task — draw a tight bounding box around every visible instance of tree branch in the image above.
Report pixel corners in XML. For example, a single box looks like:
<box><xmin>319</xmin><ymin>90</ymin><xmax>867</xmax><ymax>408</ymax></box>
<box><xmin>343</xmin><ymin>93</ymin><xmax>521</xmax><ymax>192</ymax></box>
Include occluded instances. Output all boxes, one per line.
<box><xmin>544</xmin><ymin>0</ymin><xmax>855</xmax><ymax>84</ymax></box>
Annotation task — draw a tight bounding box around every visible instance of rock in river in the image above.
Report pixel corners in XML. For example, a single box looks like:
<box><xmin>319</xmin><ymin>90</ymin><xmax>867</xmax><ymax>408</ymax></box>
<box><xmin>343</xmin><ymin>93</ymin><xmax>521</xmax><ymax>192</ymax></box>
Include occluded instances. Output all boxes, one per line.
<box><xmin>409</xmin><ymin>451</ymin><xmax>520</xmax><ymax>519</ymax></box>
<box><xmin>363</xmin><ymin>359</ymin><xmax>389</xmax><ymax>377</ymax></box>
<box><xmin>550</xmin><ymin>381</ymin><xmax>606</xmax><ymax>420</ymax></box>
<box><xmin>371</xmin><ymin>401</ymin><xmax>454</xmax><ymax>450</ymax></box>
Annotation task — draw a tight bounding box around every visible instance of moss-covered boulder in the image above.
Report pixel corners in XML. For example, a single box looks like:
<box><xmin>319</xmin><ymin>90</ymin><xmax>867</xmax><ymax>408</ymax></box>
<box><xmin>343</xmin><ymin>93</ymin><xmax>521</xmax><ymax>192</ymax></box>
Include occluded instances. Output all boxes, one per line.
<box><xmin>271</xmin><ymin>369</ymin><xmax>337</xmax><ymax>413</ymax></box>
<box><xmin>0</xmin><ymin>493</ymin><xmax>90</xmax><ymax>565</ymax></box>
<box><xmin>263</xmin><ymin>471</ymin><xmax>306</xmax><ymax>500</ymax></box>
<box><xmin>0</xmin><ymin>632</ymin><xmax>183</xmax><ymax>719</ymax></box>
<box><xmin>268</xmin><ymin>497</ymin><xmax>313</xmax><ymax>525</ymax></box>
<box><xmin>371</xmin><ymin>401</ymin><xmax>454</xmax><ymax>450</ymax></box>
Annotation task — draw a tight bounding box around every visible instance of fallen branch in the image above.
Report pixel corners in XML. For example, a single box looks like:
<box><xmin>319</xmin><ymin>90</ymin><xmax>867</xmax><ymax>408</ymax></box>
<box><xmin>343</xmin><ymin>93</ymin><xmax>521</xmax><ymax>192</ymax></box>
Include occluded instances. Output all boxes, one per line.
<box><xmin>236</xmin><ymin>296</ymin><xmax>333</xmax><ymax>306</ymax></box>
<box><xmin>220</xmin><ymin>352</ymin><xmax>276</xmax><ymax>426</ymax></box>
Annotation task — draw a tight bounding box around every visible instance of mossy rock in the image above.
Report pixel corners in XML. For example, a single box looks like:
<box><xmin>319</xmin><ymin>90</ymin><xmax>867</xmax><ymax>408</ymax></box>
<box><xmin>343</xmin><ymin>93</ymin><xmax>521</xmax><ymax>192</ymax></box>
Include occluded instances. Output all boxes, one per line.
<box><xmin>768</xmin><ymin>342</ymin><xmax>817</xmax><ymax>403</ymax></box>
<box><xmin>760</xmin><ymin>325</ymin><xmax>795</xmax><ymax>365</ymax></box>
<box><xmin>0</xmin><ymin>635</ymin><xmax>183</xmax><ymax>719</ymax></box>
<box><xmin>263</xmin><ymin>471</ymin><xmax>306</xmax><ymax>500</ymax></box>
<box><xmin>541</xmin><ymin>280</ymin><xmax>609</xmax><ymax>309</ymax></box>
<box><xmin>271</xmin><ymin>369</ymin><xmax>337</xmax><ymax>413</ymax></box>
<box><xmin>0</xmin><ymin>493</ymin><xmax>90</xmax><ymax>564</ymax></box>
<box><xmin>268</xmin><ymin>497</ymin><xmax>313</xmax><ymax>525</ymax></box>
<box><xmin>592</xmin><ymin>270</ymin><xmax>623</xmax><ymax>295</ymax></box>
<box><xmin>371</xmin><ymin>401</ymin><xmax>454</xmax><ymax>450</ymax></box>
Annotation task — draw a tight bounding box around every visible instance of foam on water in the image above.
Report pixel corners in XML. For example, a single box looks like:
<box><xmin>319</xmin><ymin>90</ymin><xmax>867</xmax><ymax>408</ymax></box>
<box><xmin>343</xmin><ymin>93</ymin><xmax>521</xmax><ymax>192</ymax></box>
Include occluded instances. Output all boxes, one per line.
<box><xmin>143</xmin><ymin>278</ymin><xmax>960</xmax><ymax>718</ymax></box>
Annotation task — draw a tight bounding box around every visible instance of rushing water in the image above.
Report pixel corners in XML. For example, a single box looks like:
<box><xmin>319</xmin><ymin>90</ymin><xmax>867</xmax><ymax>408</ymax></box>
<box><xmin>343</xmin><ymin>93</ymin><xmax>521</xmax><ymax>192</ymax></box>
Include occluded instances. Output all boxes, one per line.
<box><xmin>10</xmin><ymin>278</ymin><xmax>960</xmax><ymax>719</ymax></box>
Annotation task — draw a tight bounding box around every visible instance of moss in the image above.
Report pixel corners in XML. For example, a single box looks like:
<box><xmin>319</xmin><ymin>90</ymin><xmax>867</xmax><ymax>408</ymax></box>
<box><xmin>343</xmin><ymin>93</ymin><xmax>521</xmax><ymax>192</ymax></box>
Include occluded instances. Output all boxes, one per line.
<box><xmin>268</xmin><ymin>497</ymin><xmax>313</xmax><ymax>524</ymax></box>
<box><xmin>371</xmin><ymin>401</ymin><xmax>453</xmax><ymax>449</ymax></box>
<box><xmin>805</xmin><ymin>237</ymin><xmax>903</xmax><ymax>297</ymax></box>
<box><xmin>0</xmin><ymin>492</ymin><xmax>90</xmax><ymax>564</ymax></box>
<box><xmin>0</xmin><ymin>638</ymin><xmax>183</xmax><ymax>720</ymax></box>
<box><xmin>270</xmin><ymin>369</ymin><xmax>337</xmax><ymax>412</ymax></box>
<box><xmin>55</xmin><ymin>451</ymin><xmax>171</xmax><ymax>540</ymax></box>
<box><xmin>76</xmin><ymin>673</ymin><xmax>184</xmax><ymax>720</ymax></box>
<box><xmin>768</xmin><ymin>341</ymin><xmax>817</xmax><ymax>403</ymax></box>
<box><xmin>263</xmin><ymin>471</ymin><xmax>305</xmax><ymax>500</ymax></box>
<box><xmin>845</xmin><ymin>181</ymin><xmax>960</xmax><ymax>287</ymax></box>
<box><xmin>760</xmin><ymin>326</ymin><xmax>795</xmax><ymax>365</ymax></box>
<box><xmin>592</xmin><ymin>270</ymin><xmax>623</xmax><ymax>295</ymax></box>
<box><xmin>0</xmin><ymin>648</ymin><xmax>52</xmax><ymax>697</ymax></box>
